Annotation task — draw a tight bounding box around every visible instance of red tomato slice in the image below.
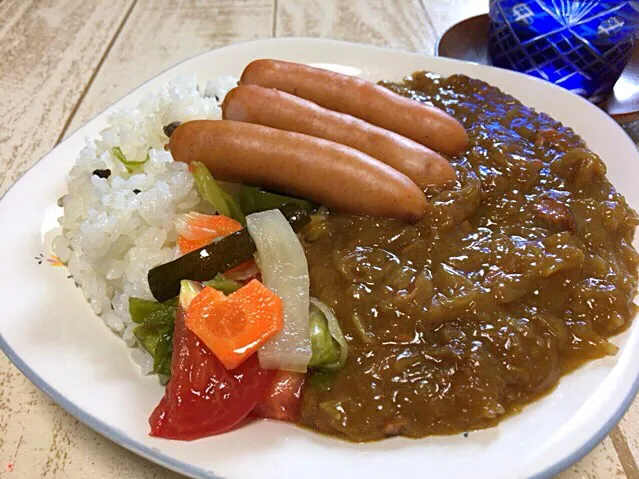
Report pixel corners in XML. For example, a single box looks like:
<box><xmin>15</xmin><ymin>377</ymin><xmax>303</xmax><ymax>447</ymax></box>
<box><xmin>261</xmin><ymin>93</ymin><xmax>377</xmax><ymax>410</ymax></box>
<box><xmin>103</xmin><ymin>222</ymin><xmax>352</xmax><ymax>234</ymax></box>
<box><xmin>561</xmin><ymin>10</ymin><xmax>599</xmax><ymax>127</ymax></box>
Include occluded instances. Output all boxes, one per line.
<box><xmin>253</xmin><ymin>370</ymin><xmax>306</xmax><ymax>423</ymax></box>
<box><xmin>149</xmin><ymin>304</ymin><xmax>275</xmax><ymax>440</ymax></box>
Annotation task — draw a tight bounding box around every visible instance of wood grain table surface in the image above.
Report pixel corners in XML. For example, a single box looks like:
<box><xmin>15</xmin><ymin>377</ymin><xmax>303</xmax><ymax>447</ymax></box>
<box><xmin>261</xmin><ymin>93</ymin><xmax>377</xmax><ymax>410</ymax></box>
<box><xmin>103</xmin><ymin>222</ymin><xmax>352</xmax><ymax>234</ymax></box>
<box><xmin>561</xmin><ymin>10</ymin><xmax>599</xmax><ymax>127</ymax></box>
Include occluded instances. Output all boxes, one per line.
<box><xmin>1</xmin><ymin>1</ymin><xmax>638</xmax><ymax>478</ymax></box>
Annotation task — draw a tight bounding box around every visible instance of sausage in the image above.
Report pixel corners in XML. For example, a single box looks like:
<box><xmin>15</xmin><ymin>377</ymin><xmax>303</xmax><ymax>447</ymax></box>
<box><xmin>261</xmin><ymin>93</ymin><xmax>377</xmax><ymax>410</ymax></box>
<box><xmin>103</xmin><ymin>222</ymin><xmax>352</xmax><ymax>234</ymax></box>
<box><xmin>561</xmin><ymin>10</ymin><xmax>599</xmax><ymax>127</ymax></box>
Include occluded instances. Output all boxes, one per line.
<box><xmin>222</xmin><ymin>85</ymin><xmax>455</xmax><ymax>188</ymax></box>
<box><xmin>168</xmin><ymin>120</ymin><xmax>428</xmax><ymax>221</ymax></box>
<box><xmin>239</xmin><ymin>59</ymin><xmax>468</xmax><ymax>157</ymax></box>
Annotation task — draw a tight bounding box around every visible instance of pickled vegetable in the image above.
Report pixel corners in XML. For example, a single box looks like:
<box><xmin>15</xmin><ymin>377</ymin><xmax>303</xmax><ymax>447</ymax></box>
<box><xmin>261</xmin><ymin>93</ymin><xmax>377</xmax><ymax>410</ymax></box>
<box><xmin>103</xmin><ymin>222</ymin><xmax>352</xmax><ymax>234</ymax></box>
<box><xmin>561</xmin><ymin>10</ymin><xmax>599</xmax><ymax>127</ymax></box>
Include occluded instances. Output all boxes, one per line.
<box><xmin>130</xmin><ymin>296</ymin><xmax>180</xmax><ymax>376</ymax></box>
<box><xmin>205</xmin><ymin>274</ymin><xmax>242</xmax><ymax>295</ymax></box>
<box><xmin>240</xmin><ymin>185</ymin><xmax>314</xmax><ymax>215</ymax></box>
<box><xmin>247</xmin><ymin>209</ymin><xmax>312</xmax><ymax>372</ymax></box>
<box><xmin>149</xmin><ymin>229</ymin><xmax>254</xmax><ymax>302</ymax></box>
<box><xmin>190</xmin><ymin>161</ymin><xmax>245</xmax><ymax>224</ymax></box>
<box><xmin>308</xmin><ymin>308</ymin><xmax>340</xmax><ymax>367</ymax></box>
<box><xmin>185</xmin><ymin>280</ymin><xmax>283</xmax><ymax>370</ymax></box>
<box><xmin>308</xmin><ymin>298</ymin><xmax>348</xmax><ymax>370</ymax></box>
<box><xmin>148</xmin><ymin>204</ymin><xmax>311</xmax><ymax>302</ymax></box>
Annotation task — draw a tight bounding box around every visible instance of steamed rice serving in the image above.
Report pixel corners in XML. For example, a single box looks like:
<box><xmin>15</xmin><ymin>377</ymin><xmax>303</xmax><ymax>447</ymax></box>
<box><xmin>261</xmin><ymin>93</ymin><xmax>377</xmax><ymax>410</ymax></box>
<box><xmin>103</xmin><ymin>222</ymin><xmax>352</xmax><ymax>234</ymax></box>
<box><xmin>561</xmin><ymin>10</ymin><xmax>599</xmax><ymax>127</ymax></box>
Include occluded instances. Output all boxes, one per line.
<box><xmin>53</xmin><ymin>76</ymin><xmax>237</xmax><ymax>372</ymax></box>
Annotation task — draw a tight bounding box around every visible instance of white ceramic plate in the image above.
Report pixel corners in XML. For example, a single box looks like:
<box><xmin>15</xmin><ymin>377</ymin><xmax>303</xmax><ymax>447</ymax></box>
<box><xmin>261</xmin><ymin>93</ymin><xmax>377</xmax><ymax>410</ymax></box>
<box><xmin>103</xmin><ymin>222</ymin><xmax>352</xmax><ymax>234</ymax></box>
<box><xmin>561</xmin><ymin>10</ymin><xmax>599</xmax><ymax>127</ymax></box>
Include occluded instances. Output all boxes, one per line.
<box><xmin>1</xmin><ymin>38</ymin><xmax>639</xmax><ymax>479</ymax></box>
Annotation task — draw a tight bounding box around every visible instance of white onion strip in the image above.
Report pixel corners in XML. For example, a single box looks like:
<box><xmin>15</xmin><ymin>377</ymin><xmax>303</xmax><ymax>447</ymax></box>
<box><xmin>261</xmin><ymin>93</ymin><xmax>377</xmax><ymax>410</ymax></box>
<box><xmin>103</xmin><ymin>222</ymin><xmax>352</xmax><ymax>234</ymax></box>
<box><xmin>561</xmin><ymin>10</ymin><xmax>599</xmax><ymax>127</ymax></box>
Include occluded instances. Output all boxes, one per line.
<box><xmin>246</xmin><ymin>209</ymin><xmax>312</xmax><ymax>372</ymax></box>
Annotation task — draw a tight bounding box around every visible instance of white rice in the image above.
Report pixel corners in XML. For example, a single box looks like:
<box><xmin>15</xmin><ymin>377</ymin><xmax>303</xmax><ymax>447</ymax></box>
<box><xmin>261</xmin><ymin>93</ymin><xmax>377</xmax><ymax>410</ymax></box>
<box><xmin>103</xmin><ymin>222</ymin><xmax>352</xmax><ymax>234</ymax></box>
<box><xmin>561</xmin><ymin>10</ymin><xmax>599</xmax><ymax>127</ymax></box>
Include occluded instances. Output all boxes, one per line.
<box><xmin>53</xmin><ymin>75</ymin><xmax>239</xmax><ymax>374</ymax></box>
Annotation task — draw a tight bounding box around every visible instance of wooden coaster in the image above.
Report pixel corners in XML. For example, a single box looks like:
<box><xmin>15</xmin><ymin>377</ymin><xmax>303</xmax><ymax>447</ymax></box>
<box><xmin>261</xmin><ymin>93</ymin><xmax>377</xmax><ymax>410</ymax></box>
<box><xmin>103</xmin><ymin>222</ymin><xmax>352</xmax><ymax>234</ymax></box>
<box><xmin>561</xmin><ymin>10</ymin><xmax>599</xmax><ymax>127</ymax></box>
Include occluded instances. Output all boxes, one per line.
<box><xmin>435</xmin><ymin>14</ymin><xmax>639</xmax><ymax>123</ymax></box>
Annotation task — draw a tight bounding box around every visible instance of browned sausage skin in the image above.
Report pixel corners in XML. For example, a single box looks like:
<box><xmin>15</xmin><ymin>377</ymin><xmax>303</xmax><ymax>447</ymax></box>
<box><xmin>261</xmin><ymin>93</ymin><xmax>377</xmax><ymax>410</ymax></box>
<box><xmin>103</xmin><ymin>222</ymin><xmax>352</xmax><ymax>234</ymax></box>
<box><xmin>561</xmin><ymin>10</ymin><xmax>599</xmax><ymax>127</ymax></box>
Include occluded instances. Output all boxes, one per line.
<box><xmin>168</xmin><ymin>120</ymin><xmax>428</xmax><ymax>222</ymax></box>
<box><xmin>222</xmin><ymin>85</ymin><xmax>456</xmax><ymax>188</ymax></box>
<box><xmin>239</xmin><ymin>59</ymin><xmax>469</xmax><ymax>157</ymax></box>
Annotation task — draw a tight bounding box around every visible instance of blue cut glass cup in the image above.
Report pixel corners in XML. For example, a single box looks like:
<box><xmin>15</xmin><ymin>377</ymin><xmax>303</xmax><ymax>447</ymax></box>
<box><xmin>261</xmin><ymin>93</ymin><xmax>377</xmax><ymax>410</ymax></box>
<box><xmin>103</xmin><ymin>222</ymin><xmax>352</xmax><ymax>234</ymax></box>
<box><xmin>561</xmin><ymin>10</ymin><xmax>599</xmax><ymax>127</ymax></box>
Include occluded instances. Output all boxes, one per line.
<box><xmin>488</xmin><ymin>0</ymin><xmax>639</xmax><ymax>103</ymax></box>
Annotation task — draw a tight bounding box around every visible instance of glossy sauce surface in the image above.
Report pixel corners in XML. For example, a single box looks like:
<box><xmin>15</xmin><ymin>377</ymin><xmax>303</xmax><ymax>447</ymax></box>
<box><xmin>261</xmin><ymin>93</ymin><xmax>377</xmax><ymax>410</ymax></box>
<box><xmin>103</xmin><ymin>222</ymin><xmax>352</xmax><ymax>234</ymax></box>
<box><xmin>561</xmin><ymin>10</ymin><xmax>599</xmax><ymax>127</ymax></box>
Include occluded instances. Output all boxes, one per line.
<box><xmin>299</xmin><ymin>72</ymin><xmax>639</xmax><ymax>442</ymax></box>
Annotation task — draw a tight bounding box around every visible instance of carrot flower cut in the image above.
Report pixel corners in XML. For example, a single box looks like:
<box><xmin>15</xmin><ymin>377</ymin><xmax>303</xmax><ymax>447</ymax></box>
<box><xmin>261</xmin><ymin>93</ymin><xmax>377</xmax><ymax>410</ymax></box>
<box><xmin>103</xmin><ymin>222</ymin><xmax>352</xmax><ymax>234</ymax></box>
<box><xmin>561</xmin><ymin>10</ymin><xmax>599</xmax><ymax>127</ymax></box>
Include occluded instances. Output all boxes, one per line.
<box><xmin>185</xmin><ymin>280</ymin><xmax>283</xmax><ymax>370</ymax></box>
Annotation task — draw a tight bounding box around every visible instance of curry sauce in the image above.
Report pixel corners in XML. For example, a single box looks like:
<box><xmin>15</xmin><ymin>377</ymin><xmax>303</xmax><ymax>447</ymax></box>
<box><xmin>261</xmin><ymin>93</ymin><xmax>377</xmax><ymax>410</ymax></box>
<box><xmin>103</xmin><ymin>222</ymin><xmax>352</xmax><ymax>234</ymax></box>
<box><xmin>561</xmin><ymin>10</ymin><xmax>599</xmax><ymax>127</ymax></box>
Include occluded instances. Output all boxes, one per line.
<box><xmin>299</xmin><ymin>72</ymin><xmax>639</xmax><ymax>441</ymax></box>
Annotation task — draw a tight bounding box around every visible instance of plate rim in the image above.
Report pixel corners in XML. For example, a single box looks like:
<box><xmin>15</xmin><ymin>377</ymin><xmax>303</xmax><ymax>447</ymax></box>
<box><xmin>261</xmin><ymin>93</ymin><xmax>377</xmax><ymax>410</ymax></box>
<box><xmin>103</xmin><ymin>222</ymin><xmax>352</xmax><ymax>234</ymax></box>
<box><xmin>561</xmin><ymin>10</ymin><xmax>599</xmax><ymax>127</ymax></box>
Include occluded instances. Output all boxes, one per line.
<box><xmin>2</xmin><ymin>36</ymin><xmax>639</xmax><ymax>479</ymax></box>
